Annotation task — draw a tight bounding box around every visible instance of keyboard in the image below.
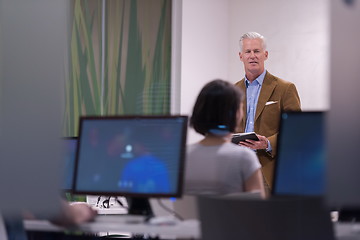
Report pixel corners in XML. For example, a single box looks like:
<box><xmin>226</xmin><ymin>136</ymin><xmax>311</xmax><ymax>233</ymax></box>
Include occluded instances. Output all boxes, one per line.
<box><xmin>92</xmin><ymin>207</ymin><xmax>128</xmax><ymax>215</ymax></box>
<box><xmin>93</xmin><ymin>214</ymin><xmax>147</xmax><ymax>224</ymax></box>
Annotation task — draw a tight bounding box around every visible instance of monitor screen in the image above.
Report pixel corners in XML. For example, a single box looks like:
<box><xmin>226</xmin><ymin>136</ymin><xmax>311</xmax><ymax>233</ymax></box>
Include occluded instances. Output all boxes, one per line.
<box><xmin>73</xmin><ymin>115</ymin><xmax>188</xmax><ymax>199</ymax></box>
<box><xmin>62</xmin><ymin>137</ymin><xmax>77</xmax><ymax>192</ymax></box>
<box><xmin>272</xmin><ymin>111</ymin><xmax>326</xmax><ymax>197</ymax></box>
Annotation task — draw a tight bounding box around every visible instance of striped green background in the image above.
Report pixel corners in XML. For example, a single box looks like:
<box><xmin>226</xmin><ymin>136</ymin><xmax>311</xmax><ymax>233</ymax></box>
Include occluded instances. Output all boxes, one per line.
<box><xmin>64</xmin><ymin>0</ymin><xmax>172</xmax><ymax>137</ymax></box>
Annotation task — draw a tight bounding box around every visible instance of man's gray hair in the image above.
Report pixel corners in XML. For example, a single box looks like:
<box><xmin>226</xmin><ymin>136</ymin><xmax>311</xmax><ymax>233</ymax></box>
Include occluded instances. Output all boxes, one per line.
<box><xmin>239</xmin><ymin>32</ymin><xmax>267</xmax><ymax>51</ymax></box>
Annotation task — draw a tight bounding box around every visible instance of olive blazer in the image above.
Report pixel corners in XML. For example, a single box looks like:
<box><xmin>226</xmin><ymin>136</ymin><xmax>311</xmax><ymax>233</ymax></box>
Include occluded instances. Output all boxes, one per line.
<box><xmin>235</xmin><ymin>71</ymin><xmax>301</xmax><ymax>188</ymax></box>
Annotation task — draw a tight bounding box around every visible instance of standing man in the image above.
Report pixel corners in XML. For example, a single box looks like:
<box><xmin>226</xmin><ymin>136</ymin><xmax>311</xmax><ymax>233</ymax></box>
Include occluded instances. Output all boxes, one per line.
<box><xmin>235</xmin><ymin>32</ymin><xmax>301</xmax><ymax>194</ymax></box>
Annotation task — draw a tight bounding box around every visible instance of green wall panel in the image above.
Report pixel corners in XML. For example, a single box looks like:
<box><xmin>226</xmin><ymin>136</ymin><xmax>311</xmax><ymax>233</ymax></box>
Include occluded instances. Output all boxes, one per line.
<box><xmin>64</xmin><ymin>0</ymin><xmax>171</xmax><ymax>136</ymax></box>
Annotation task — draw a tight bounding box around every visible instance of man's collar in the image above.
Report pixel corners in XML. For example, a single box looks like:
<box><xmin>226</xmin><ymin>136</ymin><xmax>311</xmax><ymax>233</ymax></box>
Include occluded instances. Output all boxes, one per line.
<box><xmin>245</xmin><ymin>70</ymin><xmax>266</xmax><ymax>88</ymax></box>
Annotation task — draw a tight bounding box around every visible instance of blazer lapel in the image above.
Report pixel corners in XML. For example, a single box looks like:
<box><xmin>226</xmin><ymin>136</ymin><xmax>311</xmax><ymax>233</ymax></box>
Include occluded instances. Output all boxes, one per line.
<box><xmin>255</xmin><ymin>72</ymin><xmax>277</xmax><ymax>122</ymax></box>
<box><xmin>238</xmin><ymin>79</ymin><xmax>247</xmax><ymax>132</ymax></box>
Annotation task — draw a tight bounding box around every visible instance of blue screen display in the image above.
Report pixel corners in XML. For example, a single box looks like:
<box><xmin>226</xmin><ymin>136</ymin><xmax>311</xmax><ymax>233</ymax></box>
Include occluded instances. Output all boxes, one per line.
<box><xmin>74</xmin><ymin>116</ymin><xmax>187</xmax><ymax>197</ymax></box>
<box><xmin>273</xmin><ymin>112</ymin><xmax>326</xmax><ymax>196</ymax></box>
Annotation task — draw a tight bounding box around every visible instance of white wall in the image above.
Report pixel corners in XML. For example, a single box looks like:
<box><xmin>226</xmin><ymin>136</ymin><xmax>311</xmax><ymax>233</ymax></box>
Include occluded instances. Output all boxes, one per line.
<box><xmin>228</xmin><ymin>0</ymin><xmax>329</xmax><ymax>111</ymax></box>
<box><xmin>180</xmin><ymin>0</ymin><xmax>329</xmax><ymax>143</ymax></box>
<box><xmin>180</xmin><ymin>0</ymin><xmax>231</xmax><ymax>143</ymax></box>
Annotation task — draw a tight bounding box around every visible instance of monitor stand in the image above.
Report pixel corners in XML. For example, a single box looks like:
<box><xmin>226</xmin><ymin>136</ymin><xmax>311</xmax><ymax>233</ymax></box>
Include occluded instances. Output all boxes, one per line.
<box><xmin>126</xmin><ymin>197</ymin><xmax>154</xmax><ymax>218</ymax></box>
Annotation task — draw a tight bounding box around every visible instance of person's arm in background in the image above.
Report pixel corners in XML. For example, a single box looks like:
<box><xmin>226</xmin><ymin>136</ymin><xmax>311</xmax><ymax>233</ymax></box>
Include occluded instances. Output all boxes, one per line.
<box><xmin>52</xmin><ymin>201</ymin><xmax>97</xmax><ymax>227</ymax></box>
<box><xmin>244</xmin><ymin>169</ymin><xmax>266</xmax><ymax>199</ymax></box>
<box><xmin>241</xmin><ymin>149</ymin><xmax>266</xmax><ymax>198</ymax></box>
<box><xmin>24</xmin><ymin>200</ymin><xmax>98</xmax><ymax>227</ymax></box>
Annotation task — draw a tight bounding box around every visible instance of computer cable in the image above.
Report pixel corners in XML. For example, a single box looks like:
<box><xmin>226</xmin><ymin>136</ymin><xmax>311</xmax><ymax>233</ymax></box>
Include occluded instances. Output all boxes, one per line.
<box><xmin>95</xmin><ymin>196</ymin><xmax>102</xmax><ymax>207</ymax></box>
<box><xmin>156</xmin><ymin>199</ymin><xmax>184</xmax><ymax>221</ymax></box>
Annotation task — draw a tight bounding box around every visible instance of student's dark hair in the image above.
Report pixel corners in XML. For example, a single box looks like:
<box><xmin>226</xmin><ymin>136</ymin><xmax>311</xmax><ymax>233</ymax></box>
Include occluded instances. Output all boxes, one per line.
<box><xmin>190</xmin><ymin>79</ymin><xmax>244</xmax><ymax>135</ymax></box>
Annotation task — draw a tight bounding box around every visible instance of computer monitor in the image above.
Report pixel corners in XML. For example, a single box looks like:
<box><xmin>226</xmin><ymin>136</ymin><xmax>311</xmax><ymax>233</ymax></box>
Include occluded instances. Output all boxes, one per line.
<box><xmin>73</xmin><ymin>115</ymin><xmax>188</xmax><ymax>216</ymax></box>
<box><xmin>61</xmin><ymin>137</ymin><xmax>78</xmax><ymax>192</ymax></box>
<box><xmin>272</xmin><ymin>111</ymin><xmax>326</xmax><ymax>197</ymax></box>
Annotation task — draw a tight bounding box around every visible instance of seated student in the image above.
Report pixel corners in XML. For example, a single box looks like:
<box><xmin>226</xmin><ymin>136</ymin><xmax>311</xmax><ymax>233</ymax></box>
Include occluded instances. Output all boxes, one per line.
<box><xmin>185</xmin><ymin>79</ymin><xmax>265</xmax><ymax>198</ymax></box>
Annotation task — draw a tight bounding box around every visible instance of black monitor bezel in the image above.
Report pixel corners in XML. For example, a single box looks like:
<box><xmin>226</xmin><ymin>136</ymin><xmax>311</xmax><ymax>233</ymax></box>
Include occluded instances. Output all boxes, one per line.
<box><xmin>72</xmin><ymin>115</ymin><xmax>188</xmax><ymax>198</ymax></box>
<box><xmin>271</xmin><ymin>111</ymin><xmax>326</xmax><ymax>198</ymax></box>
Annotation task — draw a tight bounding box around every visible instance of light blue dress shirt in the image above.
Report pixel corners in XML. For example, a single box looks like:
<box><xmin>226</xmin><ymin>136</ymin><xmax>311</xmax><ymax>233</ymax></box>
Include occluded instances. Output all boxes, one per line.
<box><xmin>244</xmin><ymin>70</ymin><xmax>266</xmax><ymax>133</ymax></box>
<box><xmin>244</xmin><ymin>70</ymin><xmax>272</xmax><ymax>152</ymax></box>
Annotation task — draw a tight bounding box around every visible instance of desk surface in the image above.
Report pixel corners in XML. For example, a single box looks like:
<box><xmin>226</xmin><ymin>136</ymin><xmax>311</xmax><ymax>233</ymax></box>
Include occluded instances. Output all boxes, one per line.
<box><xmin>24</xmin><ymin>216</ymin><xmax>201</xmax><ymax>239</ymax></box>
<box><xmin>335</xmin><ymin>222</ymin><xmax>360</xmax><ymax>240</ymax></box>
<box><xmin>24</xmin><ymin>217</ymin><xmax>360</xmax><ymax>240</ymax></box>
